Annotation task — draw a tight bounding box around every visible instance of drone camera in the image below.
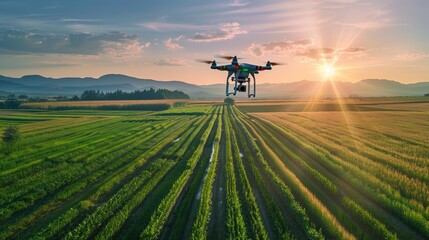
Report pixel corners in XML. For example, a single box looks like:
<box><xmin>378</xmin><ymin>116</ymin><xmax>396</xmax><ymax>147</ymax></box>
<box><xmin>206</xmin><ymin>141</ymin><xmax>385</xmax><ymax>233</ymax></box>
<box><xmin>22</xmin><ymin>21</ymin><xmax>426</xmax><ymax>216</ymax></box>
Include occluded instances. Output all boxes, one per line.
<box><xmin>236</xmin><ymin>85</ymin><xmax>246</xmax><ymax>92</ymax></box>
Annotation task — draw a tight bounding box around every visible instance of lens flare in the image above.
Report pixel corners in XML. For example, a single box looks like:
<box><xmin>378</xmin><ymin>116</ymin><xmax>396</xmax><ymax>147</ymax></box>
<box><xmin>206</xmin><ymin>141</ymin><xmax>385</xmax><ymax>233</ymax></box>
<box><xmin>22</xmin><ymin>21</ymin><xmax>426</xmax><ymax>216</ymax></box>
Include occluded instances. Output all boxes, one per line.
<box><xmin>323</xmin><ymin>65</ymin><xmax>335</xmax><ymax>78</ymax></box>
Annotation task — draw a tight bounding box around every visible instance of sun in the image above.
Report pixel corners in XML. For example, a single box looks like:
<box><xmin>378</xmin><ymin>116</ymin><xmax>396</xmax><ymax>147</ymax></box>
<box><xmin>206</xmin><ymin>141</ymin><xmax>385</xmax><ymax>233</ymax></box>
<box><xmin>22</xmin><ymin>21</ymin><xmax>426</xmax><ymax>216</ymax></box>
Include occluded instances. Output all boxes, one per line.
<box><xmin>322</xmin><ymin>65</ymin><xmax>335</xmax><ymax>78</ymax></box>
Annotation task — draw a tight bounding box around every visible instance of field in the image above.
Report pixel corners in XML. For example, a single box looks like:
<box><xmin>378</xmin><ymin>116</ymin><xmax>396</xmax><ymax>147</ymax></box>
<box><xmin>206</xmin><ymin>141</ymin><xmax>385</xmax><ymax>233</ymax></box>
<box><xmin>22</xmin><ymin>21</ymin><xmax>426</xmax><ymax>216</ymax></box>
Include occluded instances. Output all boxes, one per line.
<box><xmin>22</xmin><ymin>100</ymin><xmax>188</xmax><ymax>108</ymax></box>
<box><xmin>19</xmin><ymin>99</ymin><xmax>190</xmax><ymax>111</ymax></box>
<box><xmin>0</xmin><ymin>99</ymin><xmax>428</xmax><ymax>239</ymax></box>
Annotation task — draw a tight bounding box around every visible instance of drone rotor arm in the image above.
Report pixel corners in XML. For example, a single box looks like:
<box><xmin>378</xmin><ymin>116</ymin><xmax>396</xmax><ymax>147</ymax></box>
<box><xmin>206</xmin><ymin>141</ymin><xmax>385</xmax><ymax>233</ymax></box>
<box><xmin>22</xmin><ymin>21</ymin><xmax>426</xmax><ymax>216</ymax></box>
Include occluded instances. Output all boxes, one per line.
<box><xmin>214</xmin><ymin>65</ymin><xmax>229</xmax><ymax>71</ymax></box>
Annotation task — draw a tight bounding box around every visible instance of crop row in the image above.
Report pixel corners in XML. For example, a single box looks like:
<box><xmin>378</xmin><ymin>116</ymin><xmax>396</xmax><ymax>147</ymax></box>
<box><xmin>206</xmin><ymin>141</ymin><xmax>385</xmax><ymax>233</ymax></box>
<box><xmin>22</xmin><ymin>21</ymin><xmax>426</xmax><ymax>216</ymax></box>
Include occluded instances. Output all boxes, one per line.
<box><xmin>228</xmin><ymin>108</ymin><xmax>295</xmax><ymax>239</ymax></box>
<box><xmin>0</xmin><ymin>118</ymin><xmax>174</xmax><ymax>221</ymax></box>
<box><xmin>251</xmin><ymin>112</ymin><xmax>426</xmax><ymax>238</ymax></box>
<box><xmin>281</xmin><ymin>113</ymin><xmax>428</xmax><ymax>186</ymax></box>
<box><xmin>250</xmin><ymin>113</ymin><xmax>380</xmax><ymax>238</ymax></box>
<box><xmin>223</xmin><ymin>108</ymin><xmax>247</xmax><ymax>239</ymax></box>
<box><xmin>226</xmin><ymin>107</ymin><xmax>268</xmax><ymax>239</ymax></box>
<box><xmin>62</xmin><ymin>109</ymin><xmax>214</xmax><ymax>240</ymax></box>
<box><xmin>270</xmin><ymin>113</ymin><xmax>428</xmax><ymax>207</ymax></box>
<box><xmin>140</xmin><ymin>106</ymin><xmax>218</xmax><ymax>239</ymax></box>
<box><xmin>0</xmin><ymin>117</ymin><xmax>119</xmax><ymax>174</ymax></box>
<box><xmin>231</xmin><ymin>107</ymin><xmax>330</xmax><ymax>239</ymax></box>
<box><xmin>33</xmin><ymin>113</ymin><xmax>207</xmax><ymax>240</ymax></box>
<box><xmin>163</xmin><ymin>108</ymin><xmax>221</xmax><ymax>239</ymax></box>
<box><xmin>190</xmin><ymin>106</ymin><xmax>223</xmax><ymax>239</ymax></box>
<box><xmin>0</xmin><ymin>117</ymin><xmax>153</xmax><ymax>187</ymax></box>
<box><xmin>1</xmin><ymin>115</ymin><xmax>191</xmax><ymax>239</ymax></box>
<box><xmin>0</xmin><ymin>119</ymin><xmax>143</xmax><ymax>219</ymax></box>
<box><xmin>258</xmin><ymin>113</ymin><xmax>428</xmax><ymax>237</ymax></box>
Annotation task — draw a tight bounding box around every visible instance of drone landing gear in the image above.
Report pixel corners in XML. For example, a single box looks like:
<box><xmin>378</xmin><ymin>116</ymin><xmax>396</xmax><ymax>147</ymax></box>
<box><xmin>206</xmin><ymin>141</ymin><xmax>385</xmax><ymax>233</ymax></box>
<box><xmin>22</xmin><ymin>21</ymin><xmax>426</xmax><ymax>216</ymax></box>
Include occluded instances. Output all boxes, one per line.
<box><xmin>226</xmin><ymin>74</ymin><xmax>237</xmax><ymax>96</ymax></box>
<box><xmin>226</xmin><ymin>74</ymin><xmax>256</xmax><ymax>98</ymax></box>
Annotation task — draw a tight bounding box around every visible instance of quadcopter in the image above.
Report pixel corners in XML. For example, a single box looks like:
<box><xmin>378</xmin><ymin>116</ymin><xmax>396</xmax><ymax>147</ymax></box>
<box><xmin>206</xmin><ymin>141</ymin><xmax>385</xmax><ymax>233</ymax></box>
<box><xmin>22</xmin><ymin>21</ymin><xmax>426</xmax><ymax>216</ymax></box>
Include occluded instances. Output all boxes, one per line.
<box><xmin>198</xmin><ymin>55</ymin><xmax>281</xmax><ymax>98</ymax></box>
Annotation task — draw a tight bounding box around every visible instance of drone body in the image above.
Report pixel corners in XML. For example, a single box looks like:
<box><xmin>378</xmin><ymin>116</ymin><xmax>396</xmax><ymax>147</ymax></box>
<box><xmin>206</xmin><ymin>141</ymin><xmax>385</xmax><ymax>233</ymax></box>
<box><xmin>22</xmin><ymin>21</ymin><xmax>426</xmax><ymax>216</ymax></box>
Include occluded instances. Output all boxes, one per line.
<box><xmin>206</xmin><ymin>56</ymin><xmax>277</xmax><ymax>98</ymax></box>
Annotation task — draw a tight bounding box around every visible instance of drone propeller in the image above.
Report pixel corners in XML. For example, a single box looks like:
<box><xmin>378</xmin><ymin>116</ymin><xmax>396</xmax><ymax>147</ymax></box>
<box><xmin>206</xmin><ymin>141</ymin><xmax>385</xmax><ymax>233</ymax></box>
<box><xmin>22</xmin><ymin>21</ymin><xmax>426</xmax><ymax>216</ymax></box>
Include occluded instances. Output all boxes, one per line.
<box><xmin>196</xmin><ymin>59</ymin><xmax>214</xmax><ymax>64</ymax></box>
<box><xmin>215</xmin><ymin>55</ymin><xmax>241</xmax><ymax>60</ymax></box>
<box><xmin>267</xmin><ymin>61</ymin><xmax>285</xmax><ymax>66</ymax></box>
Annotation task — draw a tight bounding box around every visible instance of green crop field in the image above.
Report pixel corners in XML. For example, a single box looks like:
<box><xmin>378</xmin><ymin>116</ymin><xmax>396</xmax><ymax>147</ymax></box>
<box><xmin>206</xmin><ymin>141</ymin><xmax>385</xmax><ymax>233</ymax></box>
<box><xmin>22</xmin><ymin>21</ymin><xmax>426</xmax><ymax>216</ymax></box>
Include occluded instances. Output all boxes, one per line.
<box><xmin>0</xmin><ymin>99</ymin><xmax>428</xmax><ymax>239</ymax></box>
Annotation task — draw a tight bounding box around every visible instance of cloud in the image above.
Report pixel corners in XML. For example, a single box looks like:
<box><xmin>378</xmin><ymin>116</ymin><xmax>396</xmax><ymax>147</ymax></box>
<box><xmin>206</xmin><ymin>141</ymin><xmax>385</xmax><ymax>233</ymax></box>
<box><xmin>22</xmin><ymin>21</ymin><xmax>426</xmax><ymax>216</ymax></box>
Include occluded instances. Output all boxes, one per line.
<box><xmin>324</xmin><ymin>0</ymin><xmax>359</xmax><ymax>3</ymax></box>
<box><xmin>0</xmin><ymin>30</ymin><xmax>149</xmax><ymax>61</ymax></box>
<box><xmin>296</xmin><ymin>47</ymin><xmax>367</xmax><ymax>61</ymax></box>
<box><xmin>229</xmin><ymin>0</ymin><xmax>249</xmax><ymax>7</ymax></box>
<box><xmin>245</xmin><ymin>39</ymin><xmax>367</xmax><ymax>61</ymax></box>
<box><xmin>61</xmin><ymin>18</ymin><xmax>101</xmax><ymax>22</ymax></box>
<box><xmin>189</xmin><ymin>22</ymin><xmax>246</xmax><ymax>42</ymax></box>
<box><xmin>103</xmin><ymin>41</ymin><xmax>150</xmax><ymax>63</ymax></box>
<box><xmin>164</xmin><ymin>37</ymin><xmax>183</xmax><ymax>50</ymax></box>
<box><xmin>140</xmin><ymin>22</ymin><xmax>205</xmax><ymax>31</ymax></box>
<box><xmin>395</xmin><ymin>53</ymin><xmax>429</xmax><ymax>62</ymax></box>
<box><xmin>335</xmin><ymin>10</ymin><xmax>391</xmax><ymax>29</ymax></box>
<box><xmin>244</xmin><ymin>39</ymin><xmax>314</xmax><ymax>56</ymax></box>
<box><xmin>154</xmin><ymin>58</ymin><xmax>187</xmax><ymax>66</ymax></box>
<box><xmin>336</xmin><ymin>20</ymin><xmax>390</xmax><ymax>30</ymax></box>
<box><xmin>32</xmin><ymin>61</ymin><xmax>80</xmax><ymax>68</ymax></box>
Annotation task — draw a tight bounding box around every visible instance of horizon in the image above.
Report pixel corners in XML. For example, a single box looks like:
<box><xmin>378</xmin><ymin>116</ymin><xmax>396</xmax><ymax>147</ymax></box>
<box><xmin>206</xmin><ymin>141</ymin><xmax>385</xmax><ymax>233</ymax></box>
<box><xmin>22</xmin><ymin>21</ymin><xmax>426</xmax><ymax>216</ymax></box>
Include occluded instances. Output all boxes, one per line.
<box><xmin>2</xmin><ymin>73</ymin><xmax>428</xmax><ymax>86</ymax></box>
<box><xmin>0</xmin><ymin>0</ymin><xmax>428</xmax><ymax>84</ymax></box>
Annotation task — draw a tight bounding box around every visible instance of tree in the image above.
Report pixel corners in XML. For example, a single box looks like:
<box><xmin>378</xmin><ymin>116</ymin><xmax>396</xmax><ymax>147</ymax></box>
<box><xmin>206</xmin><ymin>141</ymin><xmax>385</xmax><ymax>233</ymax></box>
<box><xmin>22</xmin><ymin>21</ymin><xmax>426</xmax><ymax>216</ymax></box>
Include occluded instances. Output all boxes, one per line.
<box><xmin>224</xmin><ymin>97</ymin><xmax>235</xmax><ymax>105</ymax></box>
<box><xmin>71</xmin><ymin>95</ymin><xmax>80</xmax><ymax>101</ymax></box>
<box><xmin>80</xmin><ymin>88</ymin><xmax>190</xmax><ymax>101</ymax></box>
<box><xmin>4</xmin><ymin>95</ymin><xmax>21</xmax><ymax>109</ymax></box>
<box><xmin>424</xmin><ymin>93</ymin><xmax>429</xmax><ymax>97</ymax></box>
<box><xmin>18</xmin><ymin>95</ymin><xmax>28</xmax><ymax>99</ymax></box>
<box><xmin>3</xmin><ymin>126</ymin><xmax>19</xmax><ymax>143</ymax></box>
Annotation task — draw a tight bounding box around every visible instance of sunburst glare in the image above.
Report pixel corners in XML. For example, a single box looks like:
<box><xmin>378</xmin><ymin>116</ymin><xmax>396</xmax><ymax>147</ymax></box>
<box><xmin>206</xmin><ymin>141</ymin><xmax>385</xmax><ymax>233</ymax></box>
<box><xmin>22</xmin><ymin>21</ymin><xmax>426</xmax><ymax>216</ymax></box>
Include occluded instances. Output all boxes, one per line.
<box><xmin>322</xmin><ymin>65</ymin><xmax>335</xmax><ymax>78</ymax></box>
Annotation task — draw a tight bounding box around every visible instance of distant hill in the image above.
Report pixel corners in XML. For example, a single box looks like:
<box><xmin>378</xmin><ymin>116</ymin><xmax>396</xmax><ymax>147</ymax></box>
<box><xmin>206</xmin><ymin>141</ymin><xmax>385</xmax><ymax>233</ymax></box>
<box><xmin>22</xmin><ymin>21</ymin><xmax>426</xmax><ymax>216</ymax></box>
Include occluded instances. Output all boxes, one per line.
<box><xmin>0</xmin><ymin>74</ymin><xmax>428</xmax><ymax>99</ymax></box>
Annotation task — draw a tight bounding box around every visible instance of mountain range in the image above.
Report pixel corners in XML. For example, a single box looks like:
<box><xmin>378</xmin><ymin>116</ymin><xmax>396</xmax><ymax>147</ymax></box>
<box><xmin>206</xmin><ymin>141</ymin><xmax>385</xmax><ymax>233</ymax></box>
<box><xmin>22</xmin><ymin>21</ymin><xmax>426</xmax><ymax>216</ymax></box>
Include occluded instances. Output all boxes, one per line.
<box><xmin>1</xmin><ymin>74</ymin><xmax>428</xmax><ymax>99</ymax></box>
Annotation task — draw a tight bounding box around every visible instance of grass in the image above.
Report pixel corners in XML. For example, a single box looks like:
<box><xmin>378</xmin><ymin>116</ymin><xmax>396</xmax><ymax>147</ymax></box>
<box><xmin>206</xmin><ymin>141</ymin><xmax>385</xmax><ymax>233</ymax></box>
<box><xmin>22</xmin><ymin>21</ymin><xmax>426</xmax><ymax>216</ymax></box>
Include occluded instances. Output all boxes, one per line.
<box><xmin>0</xmin><ymin>99</ymin><xmax>427</xmax><ymax>240</ymax></box>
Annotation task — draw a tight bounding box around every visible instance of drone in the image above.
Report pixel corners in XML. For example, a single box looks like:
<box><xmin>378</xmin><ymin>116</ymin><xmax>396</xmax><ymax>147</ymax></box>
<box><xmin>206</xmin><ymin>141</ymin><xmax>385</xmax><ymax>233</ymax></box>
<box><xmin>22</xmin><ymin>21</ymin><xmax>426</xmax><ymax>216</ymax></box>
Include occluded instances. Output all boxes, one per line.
<box><xmin>198</xmin><ymin>55</ymin><xmax>282</xmax><ymax>98</ymax></box>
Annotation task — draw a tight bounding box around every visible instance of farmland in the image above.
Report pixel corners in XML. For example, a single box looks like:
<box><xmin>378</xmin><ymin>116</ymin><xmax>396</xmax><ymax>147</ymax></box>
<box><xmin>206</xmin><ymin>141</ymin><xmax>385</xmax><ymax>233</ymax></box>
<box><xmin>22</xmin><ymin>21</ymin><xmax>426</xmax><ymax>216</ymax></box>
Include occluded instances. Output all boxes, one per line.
<box><xmin>21</xmin><ymin>99</ymin><xmax>188</xmax><ymax>108</ymax></box>
<box><xmin>0</xmin><ymin>99</ymin><xmax>428</xmax><ymax>239</ymax></box>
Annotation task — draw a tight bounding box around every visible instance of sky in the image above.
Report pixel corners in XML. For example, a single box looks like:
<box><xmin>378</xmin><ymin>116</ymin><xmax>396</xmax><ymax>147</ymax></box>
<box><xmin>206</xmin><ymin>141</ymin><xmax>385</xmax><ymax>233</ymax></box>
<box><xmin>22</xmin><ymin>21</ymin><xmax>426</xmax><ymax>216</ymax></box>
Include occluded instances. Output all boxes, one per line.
<box><xmin>0</xmin><ymin>0</ymin><xmax>428</xmax><ymax>84</ymax></box>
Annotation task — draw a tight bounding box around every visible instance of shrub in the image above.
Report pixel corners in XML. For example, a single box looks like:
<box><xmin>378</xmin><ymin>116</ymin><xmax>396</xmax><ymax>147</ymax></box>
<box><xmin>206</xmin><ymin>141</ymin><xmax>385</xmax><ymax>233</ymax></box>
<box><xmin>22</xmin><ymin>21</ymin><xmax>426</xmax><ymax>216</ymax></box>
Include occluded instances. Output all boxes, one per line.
<box><xmin>3</xmin><ymin>126</ymin><xmax>19</xmax><ymax>143</ymax></box>
<box><xmin>224</xmin><ymin>97</ymin><xmax>235</xmax><ymax>105</ymax></box>
<box><xmin>1</xmin><ymin>126</ymin><xmax>19</xmax><ymax>155</ymax></box>
<box><xmin>173</xmin><ymin>101</ymin><xmax>188</xmax><ymax>108</ymax></box>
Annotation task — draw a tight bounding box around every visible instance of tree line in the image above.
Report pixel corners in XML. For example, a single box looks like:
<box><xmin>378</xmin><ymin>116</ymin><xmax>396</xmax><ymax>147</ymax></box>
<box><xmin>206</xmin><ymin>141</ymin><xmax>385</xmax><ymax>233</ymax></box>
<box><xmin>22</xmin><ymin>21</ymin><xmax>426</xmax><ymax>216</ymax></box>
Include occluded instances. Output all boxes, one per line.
<box><xmin>80</xmin><ymin>89</ymin><xmax>190</xmax><ymax>101</ymax></box>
